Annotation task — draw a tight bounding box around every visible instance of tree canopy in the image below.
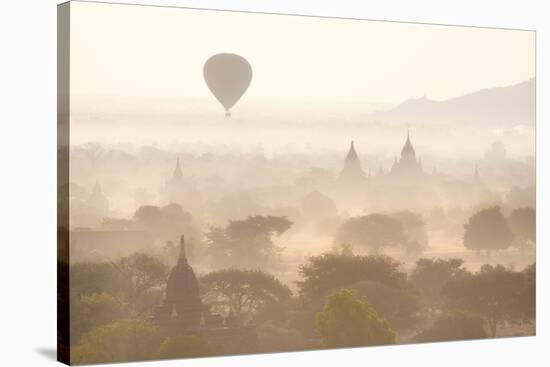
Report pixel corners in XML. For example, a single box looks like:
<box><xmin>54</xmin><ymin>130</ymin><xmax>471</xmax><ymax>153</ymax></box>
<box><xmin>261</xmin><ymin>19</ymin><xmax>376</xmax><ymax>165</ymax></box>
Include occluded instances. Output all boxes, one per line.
<box><xmin>414</xmin><ymin>310</ymin><xmax>490</xmax><ymax>342</ymax></box>
<box><xmin>200</xmin><ymin>269</ymin><xmax>292</xmax><ymax>323</ymax></box>
<box><xmin>442</xmin><ymin>264</ymin><xmax>529</xmax><ymax>337</ymax></box>
<box><xmin>463</xmin><ymin>206</ymin><xmax>513</xmax><ymax>254</ymax></box>
<box><xmin>112</xmin><ymin>253</ymin><xmax>168</xmax><ymax>316</ymax></box>
<box><xmin>389</xmin><ymin>211</ymin><xmax>429</xmax><ymax>255</ymax></box>
<box><xmin>103</xmin><ymin>203</ymin><xmax>201</xmax><ymax>249</ymax></box>
<box><xmin>410</xmin><ymin>258</ymin><xmax>470</xmax><ymax>309</ymax></box>
<box><xmin>345</xmin><ymin>280</ymin><xmax>421</xmax><ymax>330</ymax></box>
<box><xmin>72</xmin><ymin>319</ymin><xmax>163</xmax><ymax>364</ymax></box>
<box><xmin>71</xmin><ymin>292</ymin><xmax>128</xmax><ymax>343</ymax></box>
<box><xmin>70</xmin><ymin>262</ymin><xmax>118</xmax><ymax>298</ymax></box>
<box><xmin>316</xmin><ymin>289</ymin><xmax>395</xmax><ymax>348</ymax></box>
<box><xmin>297</xmin><ymin>252</ymin><xmax>408</xmax><ymax>301</ymax></box>
<box><xmin>334</xmin><ymin>214</ymin><xmax>407</xmax><ymax>253</ymax></box>
<box><xmin>205</xmin><ymin>215</ymin><xmax>292</xmax><ymax>268</ymax></box>
<box><xmin>135</xmin><ymin>203</ymin><xmax>200</xmax><ymax>245</ymax></box>
<box><xmin>71</xmin><ymin>253</ymin><xmax>168</xmax><ymax>322</ymax></box>
<box><xmin>508</xmin><ymin>208</ymin><xmax>536</xmax><ymax>251</ymax></box>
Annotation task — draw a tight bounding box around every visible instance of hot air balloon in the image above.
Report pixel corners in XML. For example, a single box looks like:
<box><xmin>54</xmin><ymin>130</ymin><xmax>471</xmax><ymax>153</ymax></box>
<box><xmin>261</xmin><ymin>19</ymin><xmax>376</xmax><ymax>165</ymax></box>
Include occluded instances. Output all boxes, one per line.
<box><xmin>203</xmin><ymin>53</ymin><xmax>252</xmax><ymax>117</ymax></box>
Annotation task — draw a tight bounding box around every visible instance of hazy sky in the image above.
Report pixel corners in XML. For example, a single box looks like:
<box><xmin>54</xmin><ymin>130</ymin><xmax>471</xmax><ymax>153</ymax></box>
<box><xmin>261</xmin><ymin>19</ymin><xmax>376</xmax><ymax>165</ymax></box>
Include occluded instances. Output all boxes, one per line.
<box><xmin>71</xmin><ymin>1</ymin><xmax>535</xmax><ymax>107</ymax></box>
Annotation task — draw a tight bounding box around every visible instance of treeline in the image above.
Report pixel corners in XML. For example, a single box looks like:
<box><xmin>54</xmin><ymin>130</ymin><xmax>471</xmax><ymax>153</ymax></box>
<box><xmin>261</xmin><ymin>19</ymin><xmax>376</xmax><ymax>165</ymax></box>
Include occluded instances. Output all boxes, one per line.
<box><xmin>69</xmin><ymin>248</ymin><xmax>535</xmax><ymax>363</ymax></box>
<box><xmin>88</xmin><ymin>202</ymin><xmax>537</xmax><ymax>275</ymax></box>
<box><xmin>68</xmin><ymin>202</ymin><xmax>535</xmax><ymax>363</ymax></box>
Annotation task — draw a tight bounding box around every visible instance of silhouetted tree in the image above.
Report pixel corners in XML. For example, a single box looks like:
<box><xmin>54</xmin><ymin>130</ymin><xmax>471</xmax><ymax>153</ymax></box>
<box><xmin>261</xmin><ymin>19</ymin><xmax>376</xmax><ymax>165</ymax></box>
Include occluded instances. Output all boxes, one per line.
<box><xmin>133</xmin><ymin>204</ymin><xmax>201</xmax><ymax>250</ymax></box>
<box><xmin>70</xmin><ymin>254</ymin><xmax>169</xmax><ymax>335</ymax></box>
<box><xmin>70</xmin><ymin>262</ymin><xmax>121</xmax><ymax>298</ymax></box>
<box><xmin>414</xmin><ymin>310</ymin><xmax>490</xmax><ymax>342</ymax></box>
<box><xmin>205</xmin><ymin>215</ymin><xmax>292</xmax><ymax>269</ymax></box>
<box><xmin>112</xmin><ymin>253</ymin><xmax>168</xmax><ymax>316</ymax></box>
<box><xmin>442</xmin><ymin>264</ymin><xmax>526</xmax><ymax>337</ymax></box>
<box><xmin>200</xmin><ymin>269</ymin><xmax>291</xmax><ymax>323</ymax></box>
<box><xmin>390</xmin><ymin>211</ymin><xmax>429</xmax><ymax>255</ymax></box>
<box><xmin>297</xmin><ymin>252</ymin><xmax>408</xmax><ymax>301</ymax></box>
<box><xmin>508</xmin><ymin>208</ymin><xmax>536</xmax><ymax>251</ymax></box>
<box><xmin>334</xmin><ymin>214</ymin><xmax>407</xmax><ymax>253</ymax></box>
<box><xmin>463</xmin><ymin>206</ymin><xmax>513</xmax><ymax>255</ymax></box>
<box><xmin>346</xmin><ymin>280</ymin><xmax>421</xmax><ymax>330</ymax></box>
<box><xmin>72</xmin><ymin>319</ymin><xmax>163</xmax><ymax>364</ymax></box>
<box><xmin>410</xmin><ymin>258</ymin><xmax>470</xmax><ymax>309</ymax></box>
<box><xmin>316</xmin><ymin>289</ymin><xmax>395</xmax><ymax>348</ymax></box>
<box><xmin>253</xmin><ymin>296</ymin><xmax>296</xmax><ymax>326</ymax></box>
<box><xmin>71</xmin><ymin>292</ymin><xmax>127</xmax><ymax>343</ymax></box>
<box><xmin>288</xmin><ymin>299</ymin><xmax>325</xmax><ymax>339</ymax></box>
<box><xmin>102</xmin><ymin>203</ymin><xmax>201</xmax><ymax>261</ymax></box>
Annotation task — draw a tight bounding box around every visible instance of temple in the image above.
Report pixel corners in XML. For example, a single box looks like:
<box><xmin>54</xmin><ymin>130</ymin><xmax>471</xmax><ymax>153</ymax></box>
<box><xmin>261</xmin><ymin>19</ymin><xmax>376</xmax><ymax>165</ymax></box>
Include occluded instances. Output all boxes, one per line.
<box><xmin>159</xmin><ymin>234</ymin><xmax>203</xmax><ymax>328</ymax></box>
<box><xmin>162</xmin><ymin>158</ymin><xmax>185</xmax><ymax>203</ymax></box>
<box><xmin>338</xmin><ymin>140</ymin><xmax>366</xmax><ymax>185</ymax></box>
<box><xmin>154</xmin><ymin>235</ymin><xmax>259</xmax><ymax>354</ymax></box>
<box><xmin>160</xmin><ymin>158</ymin><xmax>205</xmax><ymax>218</ymax></box>
<box><xmin>171</xmin><ymin>158</ymin><xmax>184</xmax><ymax>186</ymax></box>
<box><xmin>388</xmin><ymin>130</ymin><xmax>424</xmax><ymax>178</ymax></box>
<box><xmin>86</xmin><ymin>179</ymin><xmax>109</xmax><ymax>219</ymax></box>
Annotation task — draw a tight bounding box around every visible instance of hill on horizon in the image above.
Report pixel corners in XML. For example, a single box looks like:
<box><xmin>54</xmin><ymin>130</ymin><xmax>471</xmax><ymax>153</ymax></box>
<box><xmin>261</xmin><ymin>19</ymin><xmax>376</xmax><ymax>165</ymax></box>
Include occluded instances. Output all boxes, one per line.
<box><xmin>369</xmin><ymin>78</ymin><xmax>535</xmax><ymax>127</ymax></box>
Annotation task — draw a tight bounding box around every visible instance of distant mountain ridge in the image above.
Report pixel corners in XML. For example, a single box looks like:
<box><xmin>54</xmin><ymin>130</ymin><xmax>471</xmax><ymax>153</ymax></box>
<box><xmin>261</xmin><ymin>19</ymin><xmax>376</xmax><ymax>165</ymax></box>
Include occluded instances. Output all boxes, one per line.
<box><xmin>369</xmin><ymin>78</ymin><xmax>535</xmax><ymax>127</ymax></box>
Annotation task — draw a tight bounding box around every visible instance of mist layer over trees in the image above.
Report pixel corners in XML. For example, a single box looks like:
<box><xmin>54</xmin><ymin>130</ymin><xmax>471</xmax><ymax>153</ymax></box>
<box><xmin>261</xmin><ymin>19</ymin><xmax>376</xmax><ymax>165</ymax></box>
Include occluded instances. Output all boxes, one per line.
<box><xmin>65</xmin><ymin>122</ymin><xmax>535</xmax><ymax>363</ymax></box>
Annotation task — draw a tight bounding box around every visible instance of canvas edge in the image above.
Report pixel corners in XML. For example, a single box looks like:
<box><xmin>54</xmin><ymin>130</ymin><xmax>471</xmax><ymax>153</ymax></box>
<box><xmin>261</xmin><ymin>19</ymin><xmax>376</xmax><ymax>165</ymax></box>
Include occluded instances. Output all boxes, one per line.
<box><xmin>57</xmin><ymin>1</ymin><xmax>71</xmax><ymax>365</ymax></box>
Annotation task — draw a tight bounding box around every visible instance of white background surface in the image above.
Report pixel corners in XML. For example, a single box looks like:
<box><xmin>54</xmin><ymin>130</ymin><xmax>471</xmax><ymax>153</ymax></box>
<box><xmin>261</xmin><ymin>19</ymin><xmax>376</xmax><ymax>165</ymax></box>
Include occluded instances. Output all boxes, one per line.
<box><xmin>0</xmin><ymin>0</ymin><xmax>547</xmax><ymax>366</ymax></box>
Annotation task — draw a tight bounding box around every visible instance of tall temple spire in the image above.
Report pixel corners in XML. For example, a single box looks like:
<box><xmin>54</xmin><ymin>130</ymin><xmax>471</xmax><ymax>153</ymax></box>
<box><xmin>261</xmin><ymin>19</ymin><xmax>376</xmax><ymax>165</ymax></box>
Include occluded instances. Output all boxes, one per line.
<box><xmin>172</xmin><ymin>158</ymin><xmax>184</xmax><ymax>185</ymax></box>
<box><xmin>403</xmin><ymin>129</ymin><xmax>414</xmax><ymax>151</ymax></box>
<box><xmin>87</xmin><ymin>179</ymin><xmax>109</xmax><ymax>214</ymax></box>
<box><xmin>400</xmin><ymin>129</ymin><xmax>416</xmax><ymax>165</ymax></box>
<box><xmin>161</xmin><ymin>232</ymin><xmax>202</xmax><ymax>328</ymax></box>
<box><xmin>389</xmin><ymin>129</ymin><xmax>424</xmax><ymax>177</ymax></box>
<box><xmin>344</xmin><ymin>140</ymin><xmax>359</xmax><ymax>164</ymax></box>
<box><xmin>338</xmin><ymin>140</ymin><xmax>366</xmax><ymax>184</ymax></box>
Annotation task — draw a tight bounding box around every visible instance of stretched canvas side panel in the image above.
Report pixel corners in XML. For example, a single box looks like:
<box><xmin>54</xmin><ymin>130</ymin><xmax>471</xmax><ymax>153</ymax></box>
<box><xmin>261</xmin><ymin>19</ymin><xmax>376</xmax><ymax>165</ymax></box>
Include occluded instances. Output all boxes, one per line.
<box><xmin>57</xmin><ymin>2</ymin><xmax>71</xmax><ymax>365</ymax></box>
